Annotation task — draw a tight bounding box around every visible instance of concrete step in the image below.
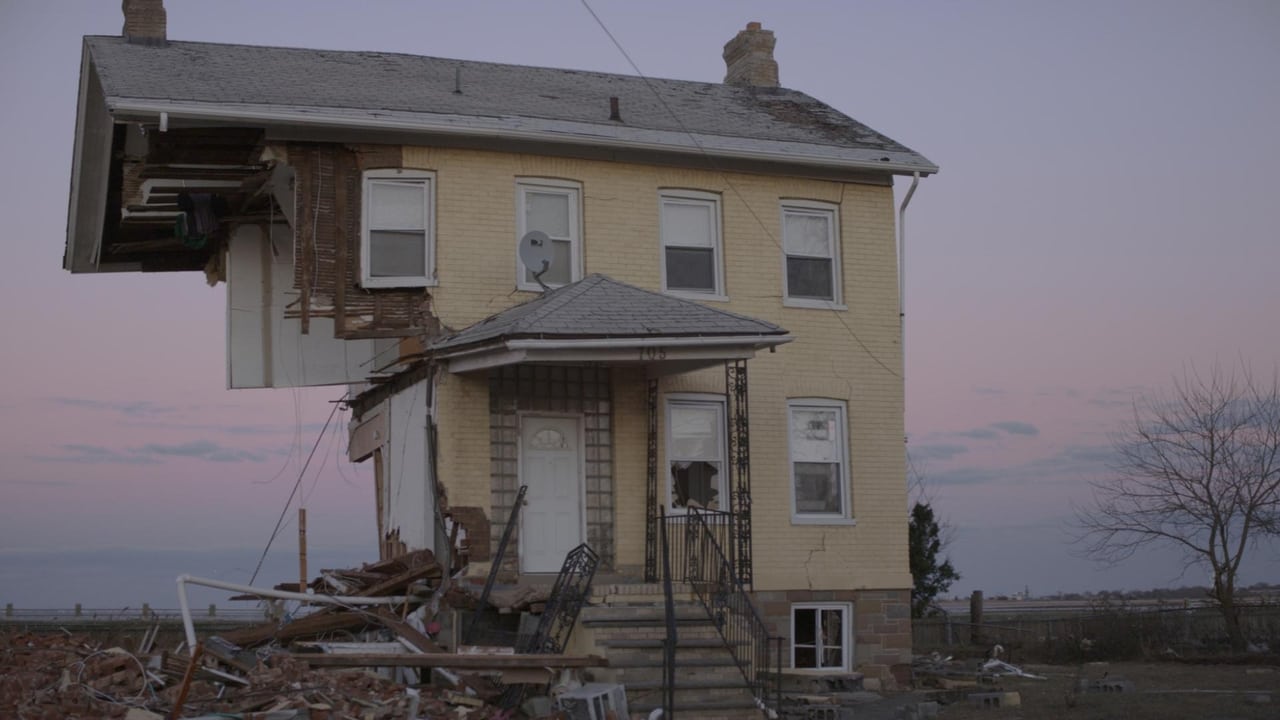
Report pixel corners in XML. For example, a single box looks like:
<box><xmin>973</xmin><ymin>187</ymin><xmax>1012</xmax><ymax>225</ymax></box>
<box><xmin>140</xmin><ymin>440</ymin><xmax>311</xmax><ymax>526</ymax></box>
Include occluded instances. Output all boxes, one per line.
<box><xmin>602</xmin><ymin>652</ymin><xmax>740</xmax><ymax>669</ymax></box>
<box><xmin>581</xmin><ymin>603</ymin><xmax>712</xmax><ymax>625</ymax></box>
<box><xmin>629</xmin><ymin>694</ymin><xmax>768</xmax><ymax>718</ymax></box>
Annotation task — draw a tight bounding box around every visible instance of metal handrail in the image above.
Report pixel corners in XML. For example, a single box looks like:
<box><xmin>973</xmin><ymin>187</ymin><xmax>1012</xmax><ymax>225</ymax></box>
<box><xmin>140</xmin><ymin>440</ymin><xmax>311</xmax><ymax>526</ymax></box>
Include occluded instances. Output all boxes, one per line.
<box><xmin>681</xmin><ymin>507</ymin><xmax>780</xmax><ymax>716</ymax></box>
<box><xmin>659</xmin><ymin>508</ymin><xmax>677</xmax><ymax>719</ymax></box>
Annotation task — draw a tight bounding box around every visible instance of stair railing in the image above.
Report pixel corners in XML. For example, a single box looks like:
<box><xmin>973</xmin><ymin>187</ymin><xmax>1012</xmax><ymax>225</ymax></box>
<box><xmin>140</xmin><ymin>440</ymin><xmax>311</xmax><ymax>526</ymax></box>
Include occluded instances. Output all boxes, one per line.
<box><xmin>682</xmin><ymin>507</ymin><xmax>781</xmax><ymax>717</ymax></box>
<box><xmin>659</xmin><ymin>507</ymin><xmax>677</xmax><ymax>719</ymax></box>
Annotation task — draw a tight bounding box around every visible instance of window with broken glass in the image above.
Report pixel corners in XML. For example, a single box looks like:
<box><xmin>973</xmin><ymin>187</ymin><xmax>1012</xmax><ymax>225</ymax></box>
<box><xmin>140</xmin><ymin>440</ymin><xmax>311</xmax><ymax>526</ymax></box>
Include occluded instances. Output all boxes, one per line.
<box><xmin>792</xmin><ymin>603</ymin><xmax>850</xmax><ymax>670</ymax></box>
<box><xmin>781</xmin><ymin>201</ymin><xmax>840</xmax><ymax>306</ymax></box>
<box><xmin>666</xmin><ymin>397</ymin><xmax>725</xmax><ymax>511</ymax></box>
<box><xmin>789</xmin><ymin>399</ymin><xmax>849</xmax><ymax>520</ymax></box>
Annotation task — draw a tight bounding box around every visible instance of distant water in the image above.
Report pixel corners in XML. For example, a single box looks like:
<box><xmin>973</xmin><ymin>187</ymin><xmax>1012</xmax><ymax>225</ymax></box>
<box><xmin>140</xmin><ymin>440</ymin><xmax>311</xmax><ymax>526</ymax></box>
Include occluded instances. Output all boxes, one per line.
<box><xmin>0</xmin><ymin>545</ymin><xmax>373</xmax><ymax>610</ymax></box>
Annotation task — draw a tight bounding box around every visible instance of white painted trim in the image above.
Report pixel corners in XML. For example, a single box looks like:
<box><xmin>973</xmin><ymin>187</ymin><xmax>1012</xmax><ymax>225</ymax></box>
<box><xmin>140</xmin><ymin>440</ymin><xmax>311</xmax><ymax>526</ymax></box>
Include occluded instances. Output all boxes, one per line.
<box><xmin>780</xmin><ymin>200</ymin><xmax>842</xmax><ymax>306</ymax></box>
<box><xmin>664</xmin><ymin>393</ymin><xmax>728</xmax><ymax>513</ymax></box>
<box><xmin>516</xmin><ymin>412</ymin><xmax>587</xmax><ymax>574</ymax></box>
<box><xmin>787</xmin><ymin>398</ymin><xmax>852</xmax><ymax>523</ymax></box>
<box><xmin>790</xmin><ymin>602</ymin><xmax>853</xmax><ymax>671</ymax></box>
<box><xmin>105</xmin><ymin>99</ymin><xmax>940</xmax><ymax>175</ymax></box>
<box><xmin>440</xmin><ymin>335</ymin><xmax>792</xmax><ymax>374</ymax></box>
<box><xmin>515</xmin><ymin>178</ymin><xmax>583</xmax><ymax>291</ymax></box>
<box><xmin>360</xmin><ymin>168</ymin><xmax>437</xmax><ymax>289</ymax></box>
<box><xmin>658</xmin><ymin>190</ymin><xmax>726</xmax><ymax>298</ymax></box>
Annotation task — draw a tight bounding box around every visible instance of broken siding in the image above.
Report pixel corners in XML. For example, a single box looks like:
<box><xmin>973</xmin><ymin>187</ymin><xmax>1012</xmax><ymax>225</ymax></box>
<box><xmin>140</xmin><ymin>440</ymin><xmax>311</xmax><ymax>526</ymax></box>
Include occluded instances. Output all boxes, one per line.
<box><xmin>289</xmin><ymin>143</ymin><xmax>436</xmax><ymax>339</ymax></box>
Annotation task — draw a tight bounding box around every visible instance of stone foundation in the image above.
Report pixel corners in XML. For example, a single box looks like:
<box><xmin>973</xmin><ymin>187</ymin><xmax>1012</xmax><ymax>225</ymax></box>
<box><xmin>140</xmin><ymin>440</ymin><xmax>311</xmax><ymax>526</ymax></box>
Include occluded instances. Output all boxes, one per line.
<box><xmin>753</xmin><ymin>588</ymin><xmax>912</xmax><ymax>687</ymax></box>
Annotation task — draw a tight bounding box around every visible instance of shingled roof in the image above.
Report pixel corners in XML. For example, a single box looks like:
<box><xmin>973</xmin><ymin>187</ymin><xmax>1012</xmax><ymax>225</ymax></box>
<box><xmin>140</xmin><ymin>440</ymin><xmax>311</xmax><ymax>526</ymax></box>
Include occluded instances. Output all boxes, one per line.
<box><xmin>82</xmin><ymin>36</ymin><xmax>937</xmax><ymax>174</ymax></box>
<box><xmin>430</xmin><ymin>274</ymin><xmax>788</xmax><ymax>354</ymax></box>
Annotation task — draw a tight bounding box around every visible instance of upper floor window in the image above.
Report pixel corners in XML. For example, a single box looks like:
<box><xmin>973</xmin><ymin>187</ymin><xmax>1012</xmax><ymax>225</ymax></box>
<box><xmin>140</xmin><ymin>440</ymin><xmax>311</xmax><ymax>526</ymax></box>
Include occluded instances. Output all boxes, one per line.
<box><xmin>660</xmin><ymin>190</ymin><xmax>724</xmax><ymax>298</ymax></box>
<box><xmin>361</xmin><ymin>169</ymin><xmax>435</xmax><ymax>288</ymax></box>
<box><xmin>516</xmin><ymin>179</ymin><xmax>581</xmax><ymax>290</ymax></box>
<box><xmin>789</xmin><ymin>398</ymin><xmax>850</xmax><ymax>521</ymax></box>
<box><xmin>666</xmin><ymin>395</ymin><xmax>726</xmax><ymax>512</ymax></box>
<box><xmin>781</xmin><ymin>201</ymin><xmax>841</xmax><ymax>306</ymax></box>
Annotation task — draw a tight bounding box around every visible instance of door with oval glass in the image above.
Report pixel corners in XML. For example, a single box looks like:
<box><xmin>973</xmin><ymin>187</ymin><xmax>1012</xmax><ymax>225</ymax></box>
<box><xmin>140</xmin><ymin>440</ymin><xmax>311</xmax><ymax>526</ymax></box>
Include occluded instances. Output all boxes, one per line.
<box><xmin>519</xmin><ymin>414</ymin><xmax>584</xmax><ymax>573</ymax></box>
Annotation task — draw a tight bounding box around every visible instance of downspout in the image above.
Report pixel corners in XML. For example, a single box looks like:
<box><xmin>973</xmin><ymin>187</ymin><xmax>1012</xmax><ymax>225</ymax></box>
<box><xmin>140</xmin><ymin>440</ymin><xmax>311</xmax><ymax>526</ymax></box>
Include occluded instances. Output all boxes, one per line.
<box><xmin>897</xmin><ymin>172</ymin><xmax>920</xmax><ymax>378</ymax></box>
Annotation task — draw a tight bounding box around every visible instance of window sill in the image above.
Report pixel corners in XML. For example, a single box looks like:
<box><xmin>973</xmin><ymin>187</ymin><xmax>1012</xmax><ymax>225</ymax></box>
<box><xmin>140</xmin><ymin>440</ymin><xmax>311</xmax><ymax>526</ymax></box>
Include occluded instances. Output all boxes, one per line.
<box><xmin>360</xmin><ymin>277</ymin><xmax>437</xmax><ymax>290</ymax></box>
<box><xmin>791</xmin><ymin>516</ymin><xmax>857</xmax><ymax>526</ymax></box>
<box><xmin>664</xmin><ymin>289</ymin><xmax>729</xmax><ymax>303</ymax></box>
<box><xmin>784</xmin><ymin>298</ymin><xmax>846</xmax><ymax>311</ymax></box>
<box><xmin>516</xmin><ymin>280</ymin><xmax>575</xmax><ymax>293</ymax></box>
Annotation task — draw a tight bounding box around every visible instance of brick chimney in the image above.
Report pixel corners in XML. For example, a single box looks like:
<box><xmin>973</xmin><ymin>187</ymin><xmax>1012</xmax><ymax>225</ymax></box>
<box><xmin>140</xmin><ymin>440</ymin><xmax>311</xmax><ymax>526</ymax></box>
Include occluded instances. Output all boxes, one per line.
<box><xmin>122</xmin><ymin>0</ymin><xmax>167</xmax><ymax>46</ymax></box>
<box><xmin>723</xmin><ymin>22</ymin><xmax>779</xmax><ymax>88</ymax></box>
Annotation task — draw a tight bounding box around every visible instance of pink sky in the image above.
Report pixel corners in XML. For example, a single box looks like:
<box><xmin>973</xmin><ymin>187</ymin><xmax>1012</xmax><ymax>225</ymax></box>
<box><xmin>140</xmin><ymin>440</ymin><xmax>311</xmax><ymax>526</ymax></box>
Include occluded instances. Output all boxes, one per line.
<box><xmin>1</xmin><ymin>0</ymin><xmax>1277</xmax><ymax>606</ymax></box>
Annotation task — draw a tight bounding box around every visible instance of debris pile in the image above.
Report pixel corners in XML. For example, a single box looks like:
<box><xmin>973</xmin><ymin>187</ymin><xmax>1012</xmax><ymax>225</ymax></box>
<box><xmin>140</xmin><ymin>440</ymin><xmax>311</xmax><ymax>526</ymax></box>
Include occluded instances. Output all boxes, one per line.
<box><xmin>1</xmin><ymin>550</ymin><xmax>605</xmax><ymax>719</ymax></box>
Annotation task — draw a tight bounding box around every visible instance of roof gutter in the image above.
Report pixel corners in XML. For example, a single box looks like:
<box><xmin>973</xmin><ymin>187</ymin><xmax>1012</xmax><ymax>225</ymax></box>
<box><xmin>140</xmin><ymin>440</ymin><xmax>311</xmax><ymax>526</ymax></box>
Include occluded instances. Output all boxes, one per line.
<box><xmin>106</xmin><ymin>99</ymin><xmax>939</xmax><ymax>176</ymax></box>
<box><xmin>435</xmin><ymin>333</ymin><xmax>795</xmax><ymax>360</ymax></box>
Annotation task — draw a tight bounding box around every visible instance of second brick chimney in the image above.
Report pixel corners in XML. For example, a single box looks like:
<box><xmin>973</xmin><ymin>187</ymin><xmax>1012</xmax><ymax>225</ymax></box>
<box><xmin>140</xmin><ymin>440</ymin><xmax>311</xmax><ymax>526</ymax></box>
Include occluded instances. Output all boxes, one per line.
<box><xmin>122</xmin><ymin>0</ymin><xmax>167</xmax><ymax>46</ymax></box>
<box><xmin>723</xmin><ymin>22</ymin><xmax>778</xmax><ymax>88</ymax></box>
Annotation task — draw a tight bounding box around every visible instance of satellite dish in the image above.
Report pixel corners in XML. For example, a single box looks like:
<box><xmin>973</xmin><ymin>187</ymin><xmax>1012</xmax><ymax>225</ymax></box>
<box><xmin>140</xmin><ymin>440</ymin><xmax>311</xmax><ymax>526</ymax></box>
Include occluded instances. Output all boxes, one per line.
<box><xmin>518</xmin><ymin>230</ymin><xmax>555</xmax><ymax>290</ymax></box>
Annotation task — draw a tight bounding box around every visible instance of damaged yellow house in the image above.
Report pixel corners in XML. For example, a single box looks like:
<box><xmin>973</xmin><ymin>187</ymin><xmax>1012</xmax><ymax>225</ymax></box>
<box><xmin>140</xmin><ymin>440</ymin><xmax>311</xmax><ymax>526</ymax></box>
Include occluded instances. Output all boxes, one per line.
<box><xmin>65</xmin><ymin>1</ymin><xmax>937</xmax><ymax>712</ymax></box>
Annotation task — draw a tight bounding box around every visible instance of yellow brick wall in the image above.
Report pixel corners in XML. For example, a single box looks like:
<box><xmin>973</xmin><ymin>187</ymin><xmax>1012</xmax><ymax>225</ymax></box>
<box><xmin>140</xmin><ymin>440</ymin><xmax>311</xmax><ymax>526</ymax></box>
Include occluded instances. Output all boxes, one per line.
<box><xmin>405</xmin><ymin>146</ymin><xmax>909</xmax><ymax>591</ymax></box>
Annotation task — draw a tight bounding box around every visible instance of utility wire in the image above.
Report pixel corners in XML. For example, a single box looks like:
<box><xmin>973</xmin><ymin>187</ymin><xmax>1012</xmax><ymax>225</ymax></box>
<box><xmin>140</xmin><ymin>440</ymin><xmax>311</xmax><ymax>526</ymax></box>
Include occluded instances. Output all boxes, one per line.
<box><xmin>578</xmin><ymin>0</ymin><xmax>901</xmax><ymax>379</ymax></box>
<box><xmin>248</xmin><ymin>396</ymin><xmax>342</xmax><ymax>587</ymax></box>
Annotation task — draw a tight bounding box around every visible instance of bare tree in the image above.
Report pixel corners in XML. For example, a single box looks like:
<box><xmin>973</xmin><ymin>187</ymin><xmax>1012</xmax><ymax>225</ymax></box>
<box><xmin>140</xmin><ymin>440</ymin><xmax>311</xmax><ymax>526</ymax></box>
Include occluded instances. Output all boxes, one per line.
<box><xmin>1074</xmin><ymin>365</ymin><xmax>1280</xmax><ymax>651</ymax></box>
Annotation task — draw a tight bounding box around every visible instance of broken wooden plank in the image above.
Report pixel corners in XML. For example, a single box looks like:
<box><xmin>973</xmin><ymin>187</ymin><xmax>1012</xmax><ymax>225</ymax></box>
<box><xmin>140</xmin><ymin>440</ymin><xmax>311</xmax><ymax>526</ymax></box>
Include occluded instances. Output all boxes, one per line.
<box><xmin>371</xmin><ymin>609</ymin><xmax>445</xmax><ymax>654</ymax></box>
<box><xmin>291</xmin><ymin>652</ymin><xmax>608</xmax><ymax>669</ymax></box>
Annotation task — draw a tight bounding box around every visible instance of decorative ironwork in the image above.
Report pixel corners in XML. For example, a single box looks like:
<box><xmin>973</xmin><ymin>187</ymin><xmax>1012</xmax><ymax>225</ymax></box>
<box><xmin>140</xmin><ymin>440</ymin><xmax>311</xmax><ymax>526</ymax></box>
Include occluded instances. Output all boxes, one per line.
<box><xmin>644</xmin><ymin>377</ymin><xmax>659</xmax><ymax>582</ymax></box>
<box><xmin>683</xmin><ymin>507</ymin><xmax>780</xmax><ymax>715</ymax></box>
<box><xmin>463</xmin><ymin>484</ymin><xmax>527</xmax><ymax>645</ymax></box>
<box><xmin>517</xmin><ymin>542</ymin><xmax>599</xmax><ymax>655</ymax></box>
<box><xmin>659</xmin><ymin>508</ymin><xmax>677</xmax><ymax>719</ymax></box>
<box><xmin>725</xmin><ymin>360</ymin><xmax>753</xmax><ymax>586</ymax></box>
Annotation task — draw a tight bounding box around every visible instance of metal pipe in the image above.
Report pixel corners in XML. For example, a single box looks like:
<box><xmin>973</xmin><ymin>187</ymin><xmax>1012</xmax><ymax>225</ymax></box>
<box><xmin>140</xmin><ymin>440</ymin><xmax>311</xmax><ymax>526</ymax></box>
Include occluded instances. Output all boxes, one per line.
<box><xmin>897</xmin><ymin>171</ymin><xmax>920</xmax><ymax>377</ymax></box>
<box><xmin>175</xmin><ymin>574</ymin><xmax>411</xmax><ymax>652</ymax></box>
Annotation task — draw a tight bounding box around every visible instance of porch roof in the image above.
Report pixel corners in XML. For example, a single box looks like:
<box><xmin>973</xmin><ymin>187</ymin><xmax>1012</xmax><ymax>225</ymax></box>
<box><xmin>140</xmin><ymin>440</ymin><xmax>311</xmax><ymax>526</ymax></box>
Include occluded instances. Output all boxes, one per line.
<box><xmin>429</xmin><ymin>274</ymin><xmax>791</xmax><ymax>373</ymax></box>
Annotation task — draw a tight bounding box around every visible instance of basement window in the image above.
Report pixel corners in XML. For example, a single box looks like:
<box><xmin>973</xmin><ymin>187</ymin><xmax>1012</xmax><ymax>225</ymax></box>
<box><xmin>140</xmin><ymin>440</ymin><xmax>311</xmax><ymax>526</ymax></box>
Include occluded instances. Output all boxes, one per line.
<box><xmin>792</xmin><ymin>603</ymin><xmax>851</xmax><ymax>671</ymax></box>
<box><xmin>361</xmin><ymin>169</ymin><xmax>435</xmax><ymax>288</ymax></box>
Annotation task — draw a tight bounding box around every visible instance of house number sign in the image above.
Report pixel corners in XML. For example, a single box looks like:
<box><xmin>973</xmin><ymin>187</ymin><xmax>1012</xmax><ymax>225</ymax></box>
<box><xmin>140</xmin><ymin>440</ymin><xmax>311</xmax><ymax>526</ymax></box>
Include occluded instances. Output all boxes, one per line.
<box><xmin>638</xmin><ymin>347</ymin><xmax>668</xmax><ymax>361</ymax></box>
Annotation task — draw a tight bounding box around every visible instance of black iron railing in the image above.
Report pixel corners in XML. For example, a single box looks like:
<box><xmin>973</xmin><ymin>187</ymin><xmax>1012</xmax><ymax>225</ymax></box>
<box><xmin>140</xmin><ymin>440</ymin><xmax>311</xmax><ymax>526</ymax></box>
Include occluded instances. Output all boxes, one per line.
<box><xmin>680</xmin><ymin>507</ymin><xmax>781</xmax><ymax>716</ymax></box>
<box><xmin>463</xmin><ymin>484</ymin><xmax>527</xmax><ymax>646</ymax></box>
<box><xmin>659</xmin><ymin>508</ymin><xmax>677</xmax><ymax>719</ymax></box>
<box><xmin>654</xmin><ymin>509</ymin><xmax>734</xmax><ymax>583</ymax></box>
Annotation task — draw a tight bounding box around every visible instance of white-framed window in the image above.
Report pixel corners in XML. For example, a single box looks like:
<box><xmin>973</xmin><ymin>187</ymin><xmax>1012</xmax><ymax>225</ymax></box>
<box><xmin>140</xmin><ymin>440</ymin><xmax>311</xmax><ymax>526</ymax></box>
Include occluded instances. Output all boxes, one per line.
<box><xmin>781</xmin><ymin>201</ymin><xmax>841</xmax><ymax>306</ymax></box>
<box><xmin>659</xmin><ymin>190</ymin><xmax>724</xmax><ymax>298</ymax></box>
<box><xmin>665</xmin><ymin>395</ymin><xmax>726</xmax><ymax>512</ymax></box>
<box><xmin>792</xmin><ymin>603</ymin><xmax>851</xmax><ymax>671</ymax></box>
<box><xmin>360</xmin><ymin>169</ymin><xmax>435</xmax><ymax>288</ymax></box>
<box><xmin>788</xmin><ymin>398</ymin><xmax>850</xmax><ymax>521</ymax></box>
<box><xmin>516</xmin><ymin>178</ymin><xmax>582</xmax><ymax>290</ymax></box>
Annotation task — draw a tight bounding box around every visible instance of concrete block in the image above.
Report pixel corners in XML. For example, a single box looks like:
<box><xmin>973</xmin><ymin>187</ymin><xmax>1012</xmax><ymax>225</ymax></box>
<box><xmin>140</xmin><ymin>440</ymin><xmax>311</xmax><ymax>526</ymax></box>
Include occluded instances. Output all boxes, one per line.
<box><xmin>897</xmin><ymin>701</ymin><xmax>940</xmax><ymax>720</ymax></box>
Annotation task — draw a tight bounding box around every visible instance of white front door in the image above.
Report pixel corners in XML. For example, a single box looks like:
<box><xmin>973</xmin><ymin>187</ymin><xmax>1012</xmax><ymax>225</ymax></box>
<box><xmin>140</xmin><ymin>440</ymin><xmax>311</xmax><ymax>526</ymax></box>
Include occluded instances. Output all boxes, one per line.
<box><xmin>520</xmin><ymin>415</ymin><xmax>584</xmax><ymax>573</ymax></box>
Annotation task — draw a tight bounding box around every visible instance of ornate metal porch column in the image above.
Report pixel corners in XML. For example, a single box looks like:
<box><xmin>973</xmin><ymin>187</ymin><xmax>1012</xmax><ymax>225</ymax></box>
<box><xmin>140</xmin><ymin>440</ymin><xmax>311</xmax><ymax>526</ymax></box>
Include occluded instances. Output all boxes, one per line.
<box><xmin>725</xmin><ymin>359</ymin><xmax>753</xmax><ymax>586</ymax></box>
<box><xmin>644</xmin><ymin>377</ymin><xmax>659</xmax><ymax>582</ymax></box>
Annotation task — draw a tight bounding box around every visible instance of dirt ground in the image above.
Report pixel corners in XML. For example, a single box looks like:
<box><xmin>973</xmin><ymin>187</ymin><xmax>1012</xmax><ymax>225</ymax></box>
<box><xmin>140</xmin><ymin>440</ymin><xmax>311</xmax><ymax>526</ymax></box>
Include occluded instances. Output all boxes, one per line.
<box><xmin>913</xmin><ymin>661</ymin><xmax>1280</xmax><ymax>720</ymax></box>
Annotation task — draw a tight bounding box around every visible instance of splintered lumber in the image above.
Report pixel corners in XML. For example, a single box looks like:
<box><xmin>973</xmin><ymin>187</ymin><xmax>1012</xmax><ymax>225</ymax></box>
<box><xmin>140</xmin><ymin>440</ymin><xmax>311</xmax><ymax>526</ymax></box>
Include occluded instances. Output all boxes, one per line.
<box><xmin>292</xmin><ymin>652</ymin><xmax>608</xmax><ymax>669</ymax></box>
<box><xmin>371</xmin><ymin>609</ymin><xmax>445</xmax><ymax>653</ymax></box>
<box><xmin>218</xmin><ymin>610</ymin><xmax>373</xmax><ymax>648</ymax></box>
<box><xmin>360</xmin><ymin>563</ymin><xmax>441</xmax><ymax>597</ymax></box>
